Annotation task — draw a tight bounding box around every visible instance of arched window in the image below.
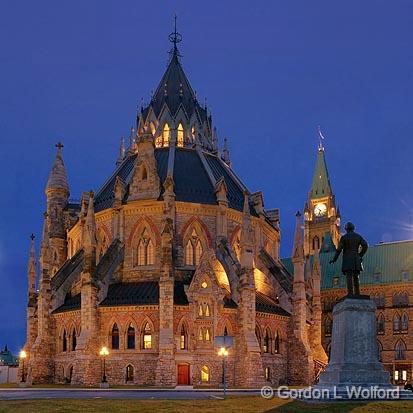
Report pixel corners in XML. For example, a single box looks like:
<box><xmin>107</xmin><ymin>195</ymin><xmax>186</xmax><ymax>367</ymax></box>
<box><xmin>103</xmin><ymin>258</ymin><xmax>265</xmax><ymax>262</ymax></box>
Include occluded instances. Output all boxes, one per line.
<box><xmin>312</xmin><ymin>236</ymin><xmax>320</xmax><ymax>251</ymax></box>
<box><xmin>224</xmin><ymin>326</ymin><xmax>228</xmax><ymax>336</ymax></box>
<box><xmin>135</xmin><ymin>228</ymin><xmax>155</xmax><ymax>266</ymax></box>
<box><xmin>71</xmin><ymin>328</ymin><xmax>77</xmax><ymax>351</ymax></box>
<box><xmin>265</xmin><ymin>367</ymin><xmax>270</xmax><ymax>381</ymax></box>
<box><xmin>198</xmin><ymin>328</ymin><xmax>203</xmax><ymax>341</ymax></box>
<box><xmin>198</xmin><ymin>305</ymin><xmax>203</xmax><ymax>317</ymax></box>
<box><xmin>205</xmin><ymin>328</ymin><xmax>211</xmax><ymax>341</ymax></box>
<box><xmin>263</xmin><ymin>329</ymin><xmax>271</xmax><ymax>353</ymax></box>
<box><xmin>141</xmin><ymin>165</ymin><xmax>148</xmax><ymax>181</ymax></box>
<box><xmin>180</xmin><ymin>325</ymin><xmax>187</xmax><ymax>350</ymax></box>
<box><xmin>393</xmin><ymin>313</ymin><xmax>401</xmax><ymax>333</ymax></box>
<box><xmin>401</xmin><ymin>313</ymin><xmax>408</xmax><ymax>332</ymax></box>
<box><xmin>274</xmin><ymin>331</ymin><xmax>280</xmax><ymax>354</ymax></box>
<box><xmin>201</xmin><ymin>365</ymin><xmax>209</xmax><ymax>383</ymax></box>
<box><xmin>149</xmin><ymin>122</ymin><xmax>156</xmax><ymax>136</ymax></box>
<box><xmin>377</xmin><ymin>314</ymin><xmax>385</xmax><ymax>334</ymax></box>
<box><xmin>111</xmin><ymin>324</ymin><xmax>120</xmax><ymax>349</ymax></box>
<box><xmin>127</xmin><ymin>325</ymin><xmax>135</xmax><ymax>349</ymax></box>
<box><xmin>191</xmin><ymin>125</ymin><xmax>196</xmax><ymax>142</ymax></box>
<box><xmin>395</xmin><ymin>340</ymin><xmax>406</xmax><ymax>360</ymax></box>
<box><xmin>400</xmin><ymin>292</ymin><xmax>409</xmax><ymax>307</ymax></box>
<box><xmin>325</xmin><ymin>317</ymin><xmax>332</xmax><ymax>336</ymax></box>
<box><xmin>126</xmin><ymin>364</ymin><xmax>134</xmax><ymax>382</ymax></box>
<box><xmin>62</xmin><ymin>329</ymin><xmax>67</xmax><ymax>352</ymax></box>
<box><xmin>143</xmin><ymin>323</ymin><xmax>152</xmax><ymax>349</ymax></box>
<box><xmin>184</xmin><ymin>229</ymin><xmax>203</xmax><ymax>266</ymax></box>
<box><xmin>205</xmin><ymin>304</ymin><xmax>210</xmax><ymax>317</ymax></box>
<box><xmin>185</xmin><ymin>240</ymin><xmax>194</xmax><ymax>266</ymax></box>
<box><xmin>163</xmin><ymin>123</ymin><xmax>170</xmax><ymax>147</ymax></box>
<box><xmin>177</xmin><ymin>123</ymin><xmax>184</xmax><ymax>147</ymax></box>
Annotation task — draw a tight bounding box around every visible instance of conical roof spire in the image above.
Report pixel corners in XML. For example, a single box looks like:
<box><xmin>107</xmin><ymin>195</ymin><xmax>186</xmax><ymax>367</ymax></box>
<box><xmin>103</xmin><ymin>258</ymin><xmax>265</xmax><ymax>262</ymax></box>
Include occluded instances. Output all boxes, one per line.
<box><xmin>46</xmin><ymin>142</ymin><xmax>69</xmax><ymax>194</ymax></box>
<box><xmin>310</xmin><ymin>145</ymin><xmax>332</xmax><ymax>199</ymax></box>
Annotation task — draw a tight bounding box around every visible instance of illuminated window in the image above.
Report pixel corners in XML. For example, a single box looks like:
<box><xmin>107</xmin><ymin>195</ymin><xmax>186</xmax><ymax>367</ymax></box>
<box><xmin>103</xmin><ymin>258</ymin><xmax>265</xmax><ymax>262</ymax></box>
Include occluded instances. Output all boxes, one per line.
<box><xmin>394</xmin><ymin>370</ymin><xmax>399</xmax><ymax>381</ymax></box>
<box><xmin>155</xmin><ymin>135</ymin><xmax>162</xmax><ymax>148</ymax></box>
<box><xmin>126</xmin><ymin>365</ymin><xmax>134</xmax><ymax>382</ymax></box>
<box><xmin>127</xmin><ymin>325</ymin><xmax>135</xmax><ymax>349</ymax></box>
<box><xmin>201</xmin><ymin>281</ymin><xmax>208</xmax><ymax>289</ymax></box>
<box><xmin>111</xmin><ymin>324</ymin><xmax>120</xmax><ymax>349</ymax></box>
<box><xmin>201</xmin><ymin>365</ymin><xmax>209</xmax><ymax>383</ymax></box>
<box><xmin>198</xmin><ymin>328</ymin><xmax>203</xmax><ymax>340</ymax></box>
<box><xmin>149</xmin><ymin>122</ymin><xmax>156</xmax><ymax>136</ymax></box>
<box><xmin>163</xmin><ymin>123</ymin><xmax>170</xmax><ymax>147</ymax></box>
<box><xmin>191</xmin><ymin>125</ymin><xmax>196</xmax><ymax>142</ymax></box>
<box><xmin>180</xmin><ymin>325</ymin><xmax>187</xmax><ymax>350</ymax></box>
<box><xmin>198</xmin><ymin>305</ymin><xmax>203</xmax><ymax>317</ymax></box>
<box><xmin>205</xmin><ymin>328</ymin><xmax>211</xmax><ymax>341</ymax></box>
<box><xmin>185</xmin><ymin>240</ymin><xmax>194</xmax><ymax>266</ymax></box>
<box><xmin>195</xmin><ymin>240</ymin><xmax>203</xmax><ymax>264</ymax></box>
<box><xmin>402</xmin><ymin>370</ymin><xmax>407</xmax><ymax>381</ymax></box>
<box><xmin>265</xmin><ymin>367</ymin><xmax>270</xmax><ymax>381</ymax></box>
<box><xmin>205</xmin><ymin>304</ymin><xmax>210</xmax><ymax>317</ymax></box>
<box><xmin>143</xmin><ymin>323</ymin><xmax>152</xmax><ymax>349</ymax></box>
<box><xmin>177</xmin><ymin>123</ymin><xmax>184</xmax><ymax>147</ymax></box>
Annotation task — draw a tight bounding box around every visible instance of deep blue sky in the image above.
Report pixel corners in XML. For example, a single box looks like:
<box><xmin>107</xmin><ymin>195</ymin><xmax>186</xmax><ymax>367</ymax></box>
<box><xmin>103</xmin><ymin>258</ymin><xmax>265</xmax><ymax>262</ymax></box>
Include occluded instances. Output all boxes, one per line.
<box><xmin>1</xmin><ymin>1</ymin><xmax>413</xmax><ymax>353</ymax></box>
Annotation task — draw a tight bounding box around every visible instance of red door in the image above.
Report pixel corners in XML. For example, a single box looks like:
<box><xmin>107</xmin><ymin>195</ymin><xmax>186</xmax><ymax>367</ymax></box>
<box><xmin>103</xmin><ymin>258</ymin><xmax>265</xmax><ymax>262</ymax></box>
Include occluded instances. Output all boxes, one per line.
<box><xmin>177</xmin><ymin>364</ymin><xmax>190</xmax><ymax>385</ymax></box>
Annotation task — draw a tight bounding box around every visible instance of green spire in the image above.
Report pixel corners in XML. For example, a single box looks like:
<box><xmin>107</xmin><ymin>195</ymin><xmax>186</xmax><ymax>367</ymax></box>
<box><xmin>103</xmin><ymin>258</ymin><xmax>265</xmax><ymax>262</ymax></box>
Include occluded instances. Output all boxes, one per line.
<box><xmin>310</xmin><ymin>146</ymin><xmax>332</xmax><ymax>199</ymax></box>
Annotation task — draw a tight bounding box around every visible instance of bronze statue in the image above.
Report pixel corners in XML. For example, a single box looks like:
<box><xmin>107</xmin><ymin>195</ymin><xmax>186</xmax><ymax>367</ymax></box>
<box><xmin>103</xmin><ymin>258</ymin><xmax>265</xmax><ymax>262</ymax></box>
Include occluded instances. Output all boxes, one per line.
<box><xmin>329</xmin><ymin>222</ymin><xmax>368</xmax><ymax>296</ymax></box>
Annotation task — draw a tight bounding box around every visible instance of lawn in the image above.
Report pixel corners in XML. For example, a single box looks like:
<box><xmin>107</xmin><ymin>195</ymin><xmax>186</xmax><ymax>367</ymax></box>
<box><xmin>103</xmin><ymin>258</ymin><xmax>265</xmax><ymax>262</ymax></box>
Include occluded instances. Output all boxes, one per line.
<box><xmin>0</xmin><ymin>397</ymin><xmax>413</xmax><ymax>413</ymax></box>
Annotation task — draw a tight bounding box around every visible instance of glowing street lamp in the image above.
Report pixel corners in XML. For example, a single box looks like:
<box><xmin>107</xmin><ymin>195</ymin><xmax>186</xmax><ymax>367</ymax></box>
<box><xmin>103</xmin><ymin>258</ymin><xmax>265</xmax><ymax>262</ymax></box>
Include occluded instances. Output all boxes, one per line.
<box><xmin>99</xmin><ymin>346</ymin><xmax>109</xmax><ymax>384</ymax></box>
<box><xmin>19</xmin><ymin>350</ymin><xmax>27</xmax><ymax>383</ymax></box>
<box><xmin>218</xmin><ymin>346</ymin><xmax>229</xmax><ymax>398</ymax></box>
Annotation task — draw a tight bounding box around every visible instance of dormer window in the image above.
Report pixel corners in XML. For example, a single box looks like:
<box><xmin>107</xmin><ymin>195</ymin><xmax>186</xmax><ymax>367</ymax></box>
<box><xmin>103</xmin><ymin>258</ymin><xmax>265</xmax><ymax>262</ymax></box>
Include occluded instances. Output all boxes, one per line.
<box><xmin>177</xmin><ymin>123</ymin><xmax>184</xmax><ymax>147</ymax></box>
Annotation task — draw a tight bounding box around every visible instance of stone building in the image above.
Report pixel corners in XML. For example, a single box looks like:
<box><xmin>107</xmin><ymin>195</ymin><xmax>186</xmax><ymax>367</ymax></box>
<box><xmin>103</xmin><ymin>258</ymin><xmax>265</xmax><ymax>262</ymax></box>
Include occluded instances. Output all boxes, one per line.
<box><xmin>284</xmin><ymin>143</ymin><xmax>413</xmax><ymax>386</ymax></box>
<box><xmin>22</xmin><ymin>33</ymin><xmax>327</xmax><ymax>387</ymax></box>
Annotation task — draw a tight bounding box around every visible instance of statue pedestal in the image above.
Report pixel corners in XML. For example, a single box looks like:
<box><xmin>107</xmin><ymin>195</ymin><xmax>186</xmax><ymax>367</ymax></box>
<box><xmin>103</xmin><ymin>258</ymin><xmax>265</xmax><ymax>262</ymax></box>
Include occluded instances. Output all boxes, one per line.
<box><xmin>318</xmin><ymin>297</ymin><xmax>391</xmax><ymax>387</ymax></box>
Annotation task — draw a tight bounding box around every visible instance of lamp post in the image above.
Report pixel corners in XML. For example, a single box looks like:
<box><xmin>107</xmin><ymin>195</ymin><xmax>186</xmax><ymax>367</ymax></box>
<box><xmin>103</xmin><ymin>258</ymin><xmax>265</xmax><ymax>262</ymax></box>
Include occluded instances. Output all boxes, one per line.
<box><xmin>218</xmin><ymin>346</ymin><xmax>229</xmax><ymax>399</ymax></box>
<box><xmin>99</xmin><ymin>346</ymin><xmax>109</xmax><ymax>386</ymax></box>
<box><xmin>19</xmin><ymin>350</ymin><xmax>27</xmax><ymax>383</ymax></box>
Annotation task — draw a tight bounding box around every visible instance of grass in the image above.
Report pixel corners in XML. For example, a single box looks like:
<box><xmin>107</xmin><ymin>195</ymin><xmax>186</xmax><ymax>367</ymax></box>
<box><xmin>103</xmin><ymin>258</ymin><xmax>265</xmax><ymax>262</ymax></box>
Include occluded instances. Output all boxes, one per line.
<box><xmin>0</xmin><ymin>397</ymin><xmax>413</xmax><ymax>413</ymax></box>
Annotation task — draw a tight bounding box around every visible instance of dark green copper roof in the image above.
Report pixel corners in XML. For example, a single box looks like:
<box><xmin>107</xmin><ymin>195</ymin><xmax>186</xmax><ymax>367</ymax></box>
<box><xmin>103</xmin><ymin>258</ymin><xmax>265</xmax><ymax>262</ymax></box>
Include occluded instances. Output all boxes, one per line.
<box><xmin>282</xmin><ymin>238</ymin><xmax>413</xmax><ymax>290</ymax></box>
<box><xmin>310</xmin><ymin>147</ymin><xmax>332</xmax><ymax>199</ymax></box>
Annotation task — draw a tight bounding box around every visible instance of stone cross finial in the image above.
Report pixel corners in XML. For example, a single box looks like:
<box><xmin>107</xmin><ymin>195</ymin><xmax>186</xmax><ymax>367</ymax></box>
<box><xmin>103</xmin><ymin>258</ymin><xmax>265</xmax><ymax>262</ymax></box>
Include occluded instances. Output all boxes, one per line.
<box><xmin>55</xmin><ymin>142</ymin><xmax>64</xmax><ymax>150</ymax></box>
<box><xmin>30</xmin><ymin>233</ymin><xmax>35</xmax><ymax>241</ymax></box>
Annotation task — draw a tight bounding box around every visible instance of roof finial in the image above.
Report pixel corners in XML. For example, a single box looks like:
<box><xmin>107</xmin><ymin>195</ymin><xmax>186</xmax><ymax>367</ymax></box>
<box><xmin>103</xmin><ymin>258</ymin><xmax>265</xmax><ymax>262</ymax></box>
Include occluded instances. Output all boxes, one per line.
<box><xmin>168</xmin><ymin>14</ymin><xmax>182</xmax><ymax>57</ymax></box>
<box><xmin>317</xmin><ymin>125</ymin><xmax>326</xmax><ymax>151</ymax></box>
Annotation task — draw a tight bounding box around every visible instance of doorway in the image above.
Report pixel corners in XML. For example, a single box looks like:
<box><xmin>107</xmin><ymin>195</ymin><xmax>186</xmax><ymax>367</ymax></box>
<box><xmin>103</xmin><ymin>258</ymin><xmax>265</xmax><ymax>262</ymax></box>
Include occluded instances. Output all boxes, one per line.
<box><xmin>177</xmin><ymin>364</ymin><xmax>190</xmax><ymax>385</ymax></box>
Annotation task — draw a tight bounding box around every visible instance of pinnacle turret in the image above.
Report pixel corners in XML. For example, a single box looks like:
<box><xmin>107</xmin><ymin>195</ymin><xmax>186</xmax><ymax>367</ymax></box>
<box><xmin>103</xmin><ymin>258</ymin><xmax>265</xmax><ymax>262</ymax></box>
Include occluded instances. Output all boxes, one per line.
<box><xmin>46</xmin><ymin>143</ymin><xmax>69</xmax><ymax>195</ymax></box>
<box><xmin>292</xmin><ymin>211</ymin><xmax>304</xmax><ymax>262</ymax></box>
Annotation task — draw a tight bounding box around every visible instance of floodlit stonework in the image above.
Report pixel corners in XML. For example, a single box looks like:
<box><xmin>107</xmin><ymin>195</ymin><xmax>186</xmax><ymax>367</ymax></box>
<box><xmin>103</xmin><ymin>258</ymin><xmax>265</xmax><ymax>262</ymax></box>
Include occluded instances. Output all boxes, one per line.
<box><xmin>21</xmin><ymin>35</ymin><xmax>327</xmax><ymax>387</ymax></box>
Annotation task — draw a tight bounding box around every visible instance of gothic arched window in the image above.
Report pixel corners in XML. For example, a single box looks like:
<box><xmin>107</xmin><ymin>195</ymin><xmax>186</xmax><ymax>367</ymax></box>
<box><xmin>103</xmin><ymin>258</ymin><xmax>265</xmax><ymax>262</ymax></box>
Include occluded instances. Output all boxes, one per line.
<box><xmin>401</xmin><ymin>313</ymin><xmax>408</xmax><ymax>332</ymax></box>
<box><xmin>177</xmin><ymin>123</ymin><xmax>184</xmax><ymax>147</ymax></box>
<box><xmin>180</xmin><ymin>325</ymin><xmax>187</xmax><ymax>350</ymax></box>
<box><xmin>127</xmin><ymin>325</ymin><xmax>135</xmax><ymax>349</ymax></box>
<box><xmin>142</xmin><ymin>323</ymin><xmax>152</xmax><ymax>349</ymax></box>
<box><xmin>71</xmin><ymin>328</ymin><xmax>77</xmax><ymax>351</ymax></box>
<box><xmin>111</xmin><ymin>324</ymin><xmax>120</xmax><ymax>349</ymax></box>
<box><xmin>135</xmin><ymin>228</ymin><xmax>155</xmax><ymax>266</ymax></box>
<box><xmin>162</xmin><ymin>123</ymin><xmax>170</xmax><ymax>147</ymax></box>
<box><xmin>126</xmin><ymin>364</ymin><xmax>134</xmax><ymax>382</ymax></box>
<box><xmin>184</xmin><ymin>229</ymin><xmax>203</xmax><ymax>266</ymax></box>
<box><xmin>377</xmin><ymin>314</ymin><xmax>385</xmax><ymax>334</ymax></box>
<box><xmin>393</xmin><ymin>313</ymin><xmax>401</xmax><ymax>333</ymax></box>
<box><xmin>224</xmin><ymin>326</ymin><xmax>228</xmax><ymax>336</ymax></box>
<box><xmin>62</xmin><ymin>329</ymin><xmax>67</xmax><ymax>352</ymax></box>
<box><xmin>205</xmin><ymin>304</ymin><xmax>211</xmax><ymax>317</ymax></box>
<box><xmin>274</xmin><ymin>331</ymin><xmax>280</xmax><ymax>354</ymax></box>
<box><xmin>395</xmin><ymin>340</ymin><xmax>406</xmax><ymax>360</ymax></box>
<box><xmin>263</xmin><ymin>329</ymin><xmax>271</xmax><ymax>353</ymax></box>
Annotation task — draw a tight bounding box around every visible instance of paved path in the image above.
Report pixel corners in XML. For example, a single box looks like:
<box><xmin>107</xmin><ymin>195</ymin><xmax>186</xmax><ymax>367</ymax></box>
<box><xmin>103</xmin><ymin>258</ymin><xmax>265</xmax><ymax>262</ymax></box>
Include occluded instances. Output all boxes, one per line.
<box><xmin>0</xmin><ymin>389</ymin><xmax>262</xmax><ymax>400</ymax></box>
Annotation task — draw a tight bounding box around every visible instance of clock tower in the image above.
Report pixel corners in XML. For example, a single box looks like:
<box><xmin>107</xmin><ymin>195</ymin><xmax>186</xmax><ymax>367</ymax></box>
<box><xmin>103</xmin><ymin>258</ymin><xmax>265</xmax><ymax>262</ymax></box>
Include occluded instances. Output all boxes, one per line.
<box><xmin>303</xmin><ymin>143</ymin><xmax>341</xmax><ymax>256</ymax></box>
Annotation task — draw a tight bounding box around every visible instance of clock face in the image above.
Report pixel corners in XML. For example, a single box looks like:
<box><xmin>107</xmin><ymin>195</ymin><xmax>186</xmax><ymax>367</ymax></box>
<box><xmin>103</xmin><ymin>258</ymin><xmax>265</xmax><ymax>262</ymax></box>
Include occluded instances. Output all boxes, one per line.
<box><xmin>314</xmin><ymin>202</ymin><xmax>327</xmax><ymax>217</ymax></box>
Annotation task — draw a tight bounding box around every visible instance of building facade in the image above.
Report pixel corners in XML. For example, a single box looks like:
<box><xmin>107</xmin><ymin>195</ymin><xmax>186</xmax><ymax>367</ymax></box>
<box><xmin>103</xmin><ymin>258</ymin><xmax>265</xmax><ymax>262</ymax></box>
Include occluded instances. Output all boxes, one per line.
<box><xmin>22</xmin><ymin>35</ymin><xmax>327</xmax><ymax>387</ymax></box>
<box><xmin>284</xmin><ymin>144</ymin><xmax>413</xmax><ymax>386</ymax></box>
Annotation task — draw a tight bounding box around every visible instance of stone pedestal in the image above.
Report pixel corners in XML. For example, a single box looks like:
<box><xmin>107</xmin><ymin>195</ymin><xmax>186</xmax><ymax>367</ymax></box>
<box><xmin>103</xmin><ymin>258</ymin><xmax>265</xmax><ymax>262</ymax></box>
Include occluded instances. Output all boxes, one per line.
<box><xmin>318</xmin><ymin>297</ymin><xmax>391</xmax><ymax>387</ymax></box>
